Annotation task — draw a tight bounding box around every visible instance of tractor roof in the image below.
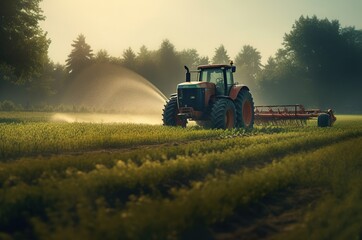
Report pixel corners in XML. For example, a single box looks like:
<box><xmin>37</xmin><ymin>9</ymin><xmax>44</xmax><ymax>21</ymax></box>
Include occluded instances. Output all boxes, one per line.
<box><xmin>197</xmin><ymin>64</ymin><xmax>232</xmax><ymax>70</ymax></box>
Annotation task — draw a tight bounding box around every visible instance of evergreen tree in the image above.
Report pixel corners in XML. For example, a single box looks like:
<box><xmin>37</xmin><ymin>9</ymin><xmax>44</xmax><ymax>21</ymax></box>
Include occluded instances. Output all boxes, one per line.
<box><xmin>66</xmin><ymin>34</ymin><xmax>93</xmax><ymax>76</ymax></box>
<box><xmin>212</xmin><ymin>45</ymin><xmax>230</xmax><ymax>64</ymax></box>
<box><xmin>179</xmin><ymin>49</ymin><xmax>200</xmax><ymax>69</ymax></box>
<box><xmin>234</xmin><ymin>45</ymin><xmax>262</xmax><ymax>90</ymax></box>
<box><xmin>122</xmin><ymin>47</ymin><xmax>137</xmax><ymax>70</ymax></box>
<box><xmin>94</xmin><ymin>49</ymin><xmax>111</xmax><ymax>64</ymax></box>
<box><xmin>137</xmin><ymin>45</ymin><xmax>156</xmax><ymax>68</ymax></box>
<box><xmin>157</xmin><ymin>39</ymin><xmax>182</xmax><ymax>95</ymax></box>
<box><xmin>136</xmin><ymin>45</ymin><xmax>157</xmax><ymax>83</ymax></box>
<box><xmin>198</xmin><ymin>56</ymin><xmax>210</xmax><ymax>65</ymax></box>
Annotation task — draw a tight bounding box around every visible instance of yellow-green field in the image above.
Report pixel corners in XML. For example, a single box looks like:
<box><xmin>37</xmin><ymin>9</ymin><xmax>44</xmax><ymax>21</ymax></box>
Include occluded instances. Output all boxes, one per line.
<box><xmin>0</xmin><ymin>113</ymin><xmax>362</xmax><ymax>240</ymax></box>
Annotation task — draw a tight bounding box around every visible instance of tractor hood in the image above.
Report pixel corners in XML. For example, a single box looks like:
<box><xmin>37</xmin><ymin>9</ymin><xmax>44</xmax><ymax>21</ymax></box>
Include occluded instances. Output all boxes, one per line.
<box><xmin>177</xmin><ymin>81</ymin><xmax>216</xmax><ymax>114</ymax></box>
<box><xmin>177</xmin><ymin>81</ymin><xmax>215</xmax><ymax>89</ymax></box>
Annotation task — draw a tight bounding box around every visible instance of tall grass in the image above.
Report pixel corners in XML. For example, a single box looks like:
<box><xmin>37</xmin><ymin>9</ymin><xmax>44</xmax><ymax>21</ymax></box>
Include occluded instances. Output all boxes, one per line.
<box><xmin>27</xmin><ymin>137</ymin><xmax>362</xmax><ymax>240</ymax></box>
<box><xmin>0</xmin><ymin>113</ymin><xmax>361</xmax><ymax>239</ymax></box>
<box><xmin>0</xmin><ymin>122</ymin><xmax>227</xmax><ymax>160</ymax></box>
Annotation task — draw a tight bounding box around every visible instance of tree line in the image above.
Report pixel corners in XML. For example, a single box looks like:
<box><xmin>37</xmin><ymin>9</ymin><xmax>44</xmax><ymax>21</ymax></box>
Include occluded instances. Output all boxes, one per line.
<box><xmin>1</xmin><ymin>0</ymin><xmax>361</xmax><ymax>112</ymax></box>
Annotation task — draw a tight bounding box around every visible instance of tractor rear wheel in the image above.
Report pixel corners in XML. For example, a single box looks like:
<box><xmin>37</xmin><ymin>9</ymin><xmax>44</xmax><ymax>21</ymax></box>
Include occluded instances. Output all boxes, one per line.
<box><xmin>318</xmin><ymin>113</ymin><xmax>331</xmax><ymax>127</ymax></box>
<box><xmin>235</xmin><ymin>89</ymin><xmax>254</xmax><ymax>129</ymax></box>
<box><xmin>162</xmin><ymin>97</ymin><xmax>179</xmax><ymax>126</ymax></box>
<box><xmin>211</xmin><ymin>98</ymin><xmax>236</xmax><ymax>129</ymax></box>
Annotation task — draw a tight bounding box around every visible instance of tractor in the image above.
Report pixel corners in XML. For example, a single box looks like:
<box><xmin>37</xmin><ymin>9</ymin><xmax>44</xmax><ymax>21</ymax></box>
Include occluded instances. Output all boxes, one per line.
<box><xmin>162</xmin><ymin>62</ymin><xmax>254</xmax><ymax>129</ymax></box>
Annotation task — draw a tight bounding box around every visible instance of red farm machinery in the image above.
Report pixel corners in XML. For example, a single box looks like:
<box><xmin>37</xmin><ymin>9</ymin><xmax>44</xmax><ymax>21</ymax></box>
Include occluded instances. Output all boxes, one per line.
<box><xmin>254</xmin><ymin>104</ymin><xmax>336</xmax><ymax>127</ymax></box>
<box><xmin>162</xmin><ymin>62</ymin><xmax>336</xmax><ymax>129</ymax></box>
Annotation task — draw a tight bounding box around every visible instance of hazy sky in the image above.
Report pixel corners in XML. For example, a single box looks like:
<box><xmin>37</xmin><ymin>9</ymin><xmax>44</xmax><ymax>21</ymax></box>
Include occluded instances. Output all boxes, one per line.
<box><xmin>40</xmin><ymin>0</ymin><xmax>362</xmax><ymax>65</ymax></box>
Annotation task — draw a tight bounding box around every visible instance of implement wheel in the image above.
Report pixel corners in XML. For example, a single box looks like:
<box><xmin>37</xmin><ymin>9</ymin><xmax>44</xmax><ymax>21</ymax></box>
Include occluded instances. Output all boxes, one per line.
<box><xmin>211</xmin><ymin>98</ymin><xmax>236</xmax><ymax>129</ymax></box>
<box><xmin>235</xmin><ymin>89</ymin><xmax>254</xmax><ymax>129</ymax></box>
<box><xmin>318</xmin><ymin>113</ymin><xmax>331</xmax><ymax>127</ymax></box>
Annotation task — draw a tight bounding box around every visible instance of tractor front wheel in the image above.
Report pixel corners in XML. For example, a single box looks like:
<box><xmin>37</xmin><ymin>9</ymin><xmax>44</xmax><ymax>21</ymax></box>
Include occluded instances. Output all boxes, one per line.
<box><xmin>211</xmin><ymin>98</ymin><xmax>236</xmax><ymax>129</ymax></box>
<box><xmin>162</xmin><ymin>97</ymin><xmax>179</xmax><ymax>126</ymax></box>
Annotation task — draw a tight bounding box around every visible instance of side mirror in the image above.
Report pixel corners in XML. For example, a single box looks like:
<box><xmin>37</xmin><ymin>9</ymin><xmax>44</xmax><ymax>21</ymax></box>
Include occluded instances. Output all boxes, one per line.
<box><xmin>231</xmin><ymin>66</ymin><xmax>236</xmax><ymax>72</ymax></box>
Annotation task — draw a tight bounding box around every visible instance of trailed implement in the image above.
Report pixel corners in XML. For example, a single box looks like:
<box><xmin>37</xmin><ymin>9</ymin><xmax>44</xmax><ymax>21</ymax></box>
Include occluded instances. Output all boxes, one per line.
<box><xmin>254</xmin><ymin>104</ymin><xmax>336</xmax><ymax>127</ymax></box>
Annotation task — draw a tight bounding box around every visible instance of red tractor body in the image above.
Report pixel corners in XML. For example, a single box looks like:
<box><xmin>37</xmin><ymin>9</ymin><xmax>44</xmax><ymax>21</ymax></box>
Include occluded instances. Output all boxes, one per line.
<box><xmin>163</xmin><ymin>63</ymin><xmax>254</xmax><ymax>129</ymax></box>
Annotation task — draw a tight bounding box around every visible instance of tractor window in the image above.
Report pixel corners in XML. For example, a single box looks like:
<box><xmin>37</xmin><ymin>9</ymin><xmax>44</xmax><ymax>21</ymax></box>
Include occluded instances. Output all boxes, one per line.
<box><xmin>199</xmin><ymin>68</ymin><xmax>225</xmax><ymax>95</ymax></box>
<box><xmin>226</xmin><ymin>69</ymin><xmax>233</xmax><ymax>85</ymax></box>
<box><xmin>209</xmin><ymin>69</ymin><xmax>224</xmax><ymax>85</ymax></box>
<box><xmin>226</xmin><ymin>69</ymin><xmax>234</xmax><ymax>94</ymax></box>
<box><xmin>199</xmin><ymin>70</ymin><xmax>209</xmax><ymax>82</ymax></box>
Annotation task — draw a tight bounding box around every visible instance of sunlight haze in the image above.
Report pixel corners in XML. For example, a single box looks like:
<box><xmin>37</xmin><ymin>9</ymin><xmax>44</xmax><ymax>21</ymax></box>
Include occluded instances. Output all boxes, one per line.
<box><xmin>40</xmin><ymin>0</ymin><xmax>362</xmax><ymax>64</ymax></box>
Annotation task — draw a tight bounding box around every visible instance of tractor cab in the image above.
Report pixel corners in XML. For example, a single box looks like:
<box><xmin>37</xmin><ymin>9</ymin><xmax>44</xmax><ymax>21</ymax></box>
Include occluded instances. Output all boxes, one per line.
<box><xmin>163</xmin><ymin>63</ymin><xmax>254</xmax><ymax>129</ymax></box>
<box><xmin>197</xmin><ymin>64</ymin><xmax>236</xmax><ymax>96</ymax></box>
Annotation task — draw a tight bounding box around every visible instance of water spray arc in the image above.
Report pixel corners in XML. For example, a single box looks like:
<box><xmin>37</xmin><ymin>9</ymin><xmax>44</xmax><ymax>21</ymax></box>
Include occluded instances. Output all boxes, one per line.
<box><xmin>54</xmin><ymin>63</ymin><xmax>166</xmax><ymax>124</ymax></box>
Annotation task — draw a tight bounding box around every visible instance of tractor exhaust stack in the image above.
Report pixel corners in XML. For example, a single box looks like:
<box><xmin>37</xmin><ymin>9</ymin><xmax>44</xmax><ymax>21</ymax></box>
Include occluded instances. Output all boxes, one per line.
<box><xmin>184</xmin><ymin>66</ymin><xmax>190</xmax><ymax>82</ymax></box>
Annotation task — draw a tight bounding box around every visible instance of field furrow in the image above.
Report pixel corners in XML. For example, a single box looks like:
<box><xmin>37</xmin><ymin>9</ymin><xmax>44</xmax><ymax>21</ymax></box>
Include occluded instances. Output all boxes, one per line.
<box><xmin>1</xmin><ymin>129</ymin><xmax>361</xmax><ymax>238</ymax></box>
<box><xmin>0</xmin><ymin>114</ymin><xmax>362</xmax><ymax>239</ymax></box>
<box><xmin>0</xmin><ymin>131</ymin><xmax>301</xmax><ymax>184</ymax></box>
<box><xmin>0</xmin><ymin>123</ymin><xmax>225</xmax><ymax>160</ymax></box>
<box><xmin>27</xmin><ymin>136</ymin><xmax>362</xmax><ymax>240</ymax></box>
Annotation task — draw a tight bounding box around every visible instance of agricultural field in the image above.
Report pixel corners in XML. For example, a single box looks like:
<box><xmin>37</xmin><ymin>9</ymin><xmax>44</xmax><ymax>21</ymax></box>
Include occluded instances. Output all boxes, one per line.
<box><xmin>0</xmin><ymin>112</ymin><xmax>362</xmax><ymax>240</ymax></box>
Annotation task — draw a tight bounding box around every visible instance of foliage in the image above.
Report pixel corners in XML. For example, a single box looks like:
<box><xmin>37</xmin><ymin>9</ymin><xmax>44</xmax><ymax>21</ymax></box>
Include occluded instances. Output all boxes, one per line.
<box><xmin>234</xmin><ymin>45</ymin><xmax>262</xmax><ymax>91</ymax></box>
<box><xmin>0</xmin><ymin>117</ymin><xmax>227</xmax><ymax>160</ymax></box>
<box><xmin>0</xmin><ymin>100</ymin><xmax>22</xmax><ymax>111</ymax></box>
<box><xmin>122</xmin><ymin>47</ymin><xmax>137</xmax><ymax>71</ymax></box>
<box><xmin>284</xmin><ymin>15</ymin><xmax>343</xmax><ymax>73</ymax></box>
<box><xmin>2</xmin><ymin>6</ymin><xmax>362</xmax><ymax>112</ymax></box>
<box><xmin>94</xmin><ymin>49</ymin><xmax>111</xmax><ymax>64</ymax></box>
<box><xmin>258</xmin><ymin>15</ymin><xmax>362</xmax><ymax>112</ymax></box>
<box><xmin>134</xmin><ymin>45</ymin><xmax>158</xmax><ymax>84</ymax></box>
<box><xmin>65</xmin><ymin>34</ymin><xmax>94</xmax><ymax>76</ymax></box>
<box><xmin>0</xmin><ymin>0</ymin><xmax>56</xmax><ymax>106</ymax></box>
<box><xmin>0</xmin><ymin>0</ymin><xmax>50</xmax><ymax>84</ymax></box>
<box><xmin>179</xmin><ymin>49</ymin><xmax>209</xmax><ymax>69</ymax></box>
<box><xmin>0</xmin><ymin>113</ymin><xmax>362</xmax><ymax>239</ymax></box>
<box><xmin>212</xmin><ymin>45</ymin><xmax>230</xmax><ymax>64</ymax></box>
<box><xmin>156</xmin><ymin>39</ymin><xmax>183</xmax><ymax>94</ymax></box>
<box><xmin>179</xmin><ymin>49</ymin><xmax>200</xmax><ymax>69</ymax></box>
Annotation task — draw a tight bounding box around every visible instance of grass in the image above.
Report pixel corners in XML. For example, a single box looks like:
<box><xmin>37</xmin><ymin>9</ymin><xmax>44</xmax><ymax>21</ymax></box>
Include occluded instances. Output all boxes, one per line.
<box><xmin>0</xmin><ymin>112</ymin><xmax>361</xmax><ymax>239</ymax></box>
<box><xmin>0</xmin><ymin>121</ymin><xmax>227</xmax><ymax>160</ymax></box>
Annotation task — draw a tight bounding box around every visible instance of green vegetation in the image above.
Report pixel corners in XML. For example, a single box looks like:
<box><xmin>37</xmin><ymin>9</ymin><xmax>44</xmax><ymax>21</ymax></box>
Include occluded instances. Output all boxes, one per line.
<box><xmin>0</xmin><ymin>112</ymin><xmax>361</xmax><ymax>239</ymax></box>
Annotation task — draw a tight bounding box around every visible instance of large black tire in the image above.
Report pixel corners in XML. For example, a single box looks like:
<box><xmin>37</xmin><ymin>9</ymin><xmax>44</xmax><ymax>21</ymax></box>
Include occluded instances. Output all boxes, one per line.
<box><xmin>162</xmin><ymin>97</ymin><xmax>178</xmax><ymax>126</ymax></box>
<box><xmin>235</xmin><ymin>89</ymin><xmax>254</xmax><ymax>129</ymax></box>
<box><xmin>318</xmin><ymin>113</ymin><xmax>331</xmax><ymax>127</ymax></box>
<box><xmin>211</xmin><ymin>98</ymin><xmax>236</xmax><ymax>129</ymax></box>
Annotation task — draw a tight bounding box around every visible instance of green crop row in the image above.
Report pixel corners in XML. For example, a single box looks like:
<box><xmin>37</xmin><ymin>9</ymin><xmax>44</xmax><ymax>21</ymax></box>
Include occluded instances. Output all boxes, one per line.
<box><xmin>0</xmin><ymin>114</ymin><xmax>361</xmax><ymax>239</ymax></box>
<box><xmin>0</xmin><ymin>122</ymin><xmax>229</xmax><ymax>160</ymax></box>
<box><xmin>1</xmin><ymin>128</ymin><xmax>361</xmax><ymax>238</ymax></box>
<box><xmin>0</xmin><ymin>131</ymin><xmax>303</xmax><ymax>185</ymax></box>
<box><xmin>2</xmin><ymin>114</ymin><xmax>361</xmax><ymax>162</ymax></box>
<box><xmin>1</xmin><ymin>127</ymin><xmax>358</xmax><ymax>191</ymax></box>
<box><xmin>25</xmin><ymin>137</ymin><xmax>362</xmax><ymax>240</ymax></box>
